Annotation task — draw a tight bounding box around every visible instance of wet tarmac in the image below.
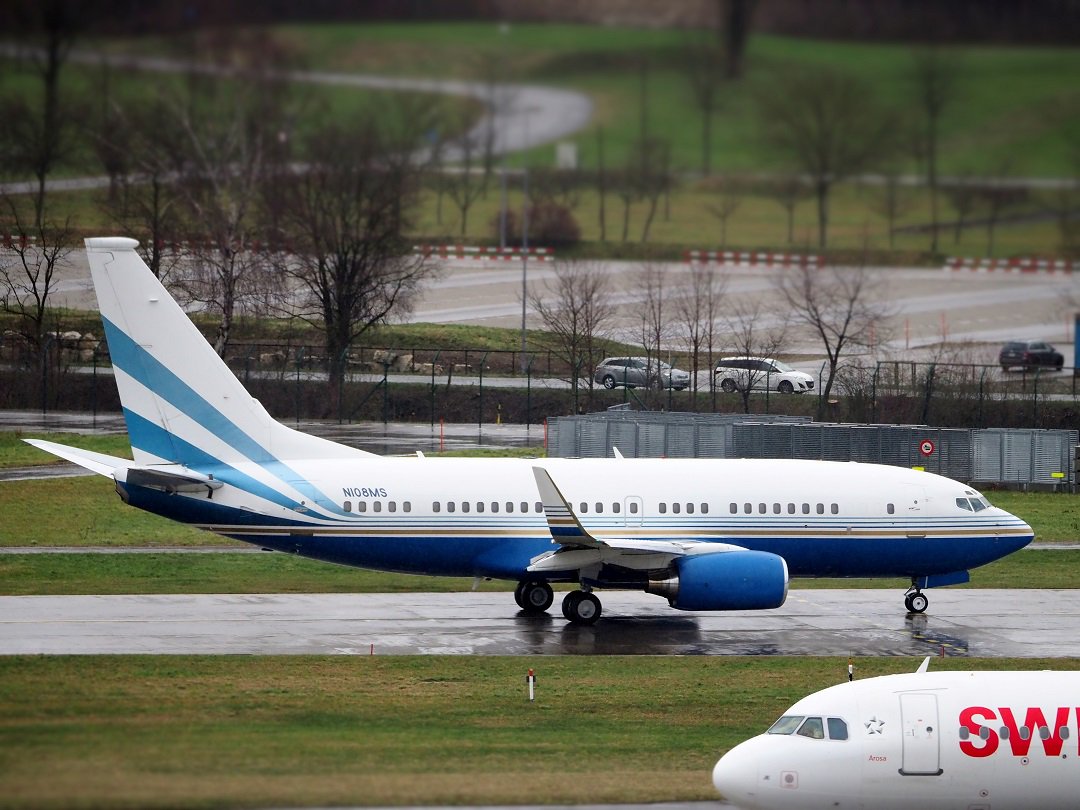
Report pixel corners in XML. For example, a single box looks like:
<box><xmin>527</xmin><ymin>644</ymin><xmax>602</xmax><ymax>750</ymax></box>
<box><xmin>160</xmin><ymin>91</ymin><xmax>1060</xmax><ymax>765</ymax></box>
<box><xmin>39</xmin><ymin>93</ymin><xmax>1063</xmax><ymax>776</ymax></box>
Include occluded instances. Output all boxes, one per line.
<box><xmin>2</xmin><ymin>588</ymin><xmax>1077</xmax><ymax>657</ymax></box>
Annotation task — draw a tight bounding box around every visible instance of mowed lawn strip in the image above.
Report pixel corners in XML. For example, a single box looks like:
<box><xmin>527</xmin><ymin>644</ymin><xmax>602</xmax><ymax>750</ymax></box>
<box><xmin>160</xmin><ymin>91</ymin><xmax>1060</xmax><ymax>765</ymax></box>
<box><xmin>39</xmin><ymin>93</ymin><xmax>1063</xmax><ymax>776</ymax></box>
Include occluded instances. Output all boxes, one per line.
<box><xmin>1</xmin><ymin>655</ymin><xmax>1077</xmax><ymax>809</ymax></box>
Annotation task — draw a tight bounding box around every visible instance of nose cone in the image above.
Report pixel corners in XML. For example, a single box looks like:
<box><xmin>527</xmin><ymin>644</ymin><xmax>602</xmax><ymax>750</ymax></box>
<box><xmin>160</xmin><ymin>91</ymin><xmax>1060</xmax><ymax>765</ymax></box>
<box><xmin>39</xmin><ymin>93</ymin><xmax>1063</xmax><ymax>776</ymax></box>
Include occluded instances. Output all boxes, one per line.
<box><xmin>713</xmin><ymin>739</ymin><xmax>761</xmax><ymax>809</ymax></box>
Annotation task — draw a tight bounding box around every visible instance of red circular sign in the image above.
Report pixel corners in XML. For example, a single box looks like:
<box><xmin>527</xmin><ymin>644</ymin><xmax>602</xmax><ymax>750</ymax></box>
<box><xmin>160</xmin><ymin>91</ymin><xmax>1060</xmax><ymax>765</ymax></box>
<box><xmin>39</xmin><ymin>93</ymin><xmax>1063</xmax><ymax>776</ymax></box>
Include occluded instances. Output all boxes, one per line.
<box><xmin>919</xmin><ymin>439</ymin><xmax>935</xmax><ymax>457</ymax></box>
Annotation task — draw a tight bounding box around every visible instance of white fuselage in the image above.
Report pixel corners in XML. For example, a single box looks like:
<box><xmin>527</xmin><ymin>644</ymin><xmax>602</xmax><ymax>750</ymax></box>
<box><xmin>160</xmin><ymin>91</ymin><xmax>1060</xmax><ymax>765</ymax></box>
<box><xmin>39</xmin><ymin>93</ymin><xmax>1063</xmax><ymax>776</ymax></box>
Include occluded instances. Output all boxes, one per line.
<box><xmin>713</xmin><ymin>670</ymin><xmax>1080</xmax><ymax>810</ymax></box>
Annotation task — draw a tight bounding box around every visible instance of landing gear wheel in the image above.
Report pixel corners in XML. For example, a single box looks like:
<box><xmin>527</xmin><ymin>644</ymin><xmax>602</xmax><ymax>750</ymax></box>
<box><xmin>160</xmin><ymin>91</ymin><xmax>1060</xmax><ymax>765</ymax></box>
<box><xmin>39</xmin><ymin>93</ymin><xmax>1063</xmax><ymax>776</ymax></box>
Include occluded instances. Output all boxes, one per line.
<box><xmin>908</xmin><ymin>592</ymin><xmax>929</xmax><ymax>614</ymax></box>
<box><xmin>516</xmin><ymin>579</ymin><xmax>553</xmax><ymax>614</ymax></box>
<box><xmin>562</xmin><ymin>591</ymin><xmax>602</xmax><ymax>625</ymax></box>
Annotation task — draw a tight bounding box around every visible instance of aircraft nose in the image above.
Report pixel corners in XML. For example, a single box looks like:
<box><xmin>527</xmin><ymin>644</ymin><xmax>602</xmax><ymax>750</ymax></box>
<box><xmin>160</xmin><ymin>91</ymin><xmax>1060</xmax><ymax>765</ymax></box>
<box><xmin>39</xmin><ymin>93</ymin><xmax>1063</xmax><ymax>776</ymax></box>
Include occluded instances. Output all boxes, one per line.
<box><xmin>713</xmin><ymin>740</ymin><xmax>760</xmax><ymax>808</ymax></box>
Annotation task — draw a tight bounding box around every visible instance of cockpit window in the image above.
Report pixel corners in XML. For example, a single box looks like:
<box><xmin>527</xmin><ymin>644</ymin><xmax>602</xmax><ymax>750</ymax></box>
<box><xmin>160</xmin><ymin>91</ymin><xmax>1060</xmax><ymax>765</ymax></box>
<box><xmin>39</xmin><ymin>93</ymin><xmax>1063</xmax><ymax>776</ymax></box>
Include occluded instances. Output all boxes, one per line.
<box><xmin>767</xmin><ymin>715</ymin><xmax>804</xmax><ymax>735</ymax></box>
<box><xmin>955</xmin><ymin>497</ymin><xmax>973</xmax><ymax>511</ymax></box>
<box><xmin>970</xmin><ymin>497</ymin><xmax>989</xmax><ymax>512</ymax></box>
<box><xmin>828</xmin><ymin>717</ymin><xmax>849</xmax><ymax>740</ymax></box>
<box><xmin>796</xmin><ymin>717</ymin><xmax>825</xmax><ymax>739</ymax></box>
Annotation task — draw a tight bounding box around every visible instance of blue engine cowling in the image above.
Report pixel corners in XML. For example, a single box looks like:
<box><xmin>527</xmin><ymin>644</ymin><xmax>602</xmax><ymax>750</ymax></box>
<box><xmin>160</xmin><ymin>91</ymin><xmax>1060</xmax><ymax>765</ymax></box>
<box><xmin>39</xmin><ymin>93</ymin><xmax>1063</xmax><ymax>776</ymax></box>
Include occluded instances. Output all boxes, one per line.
<box><xmin>647</xmin><ymin>550</ymin><xmax>789</xmax><ymax>611</ymax></box>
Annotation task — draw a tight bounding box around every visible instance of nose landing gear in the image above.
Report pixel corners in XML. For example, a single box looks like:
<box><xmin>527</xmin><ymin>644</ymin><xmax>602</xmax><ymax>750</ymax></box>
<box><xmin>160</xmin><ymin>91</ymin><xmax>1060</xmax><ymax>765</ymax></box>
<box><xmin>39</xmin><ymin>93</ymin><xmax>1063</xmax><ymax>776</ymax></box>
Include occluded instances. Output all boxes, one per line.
<box><xmin>904</xmin><ymin>585</ymin><xmax>929</xmax><ymax>614</ymax></box>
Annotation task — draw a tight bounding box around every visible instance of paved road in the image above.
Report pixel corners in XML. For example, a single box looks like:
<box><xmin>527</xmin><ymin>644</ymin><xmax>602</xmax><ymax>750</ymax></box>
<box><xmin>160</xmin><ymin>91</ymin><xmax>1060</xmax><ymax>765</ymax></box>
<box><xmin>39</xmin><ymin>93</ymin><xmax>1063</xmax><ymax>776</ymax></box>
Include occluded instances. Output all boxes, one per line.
<box><xmin>2</xmin><ymin>589</ymin><xmax>1076</xmax><ymax>657</ymax></box>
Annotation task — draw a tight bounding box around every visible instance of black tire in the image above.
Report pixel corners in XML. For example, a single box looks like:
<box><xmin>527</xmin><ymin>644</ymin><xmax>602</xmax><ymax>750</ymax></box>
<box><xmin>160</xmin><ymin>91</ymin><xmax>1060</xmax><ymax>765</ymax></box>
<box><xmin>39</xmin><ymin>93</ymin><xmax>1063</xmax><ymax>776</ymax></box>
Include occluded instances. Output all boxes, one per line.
<box><xmin>903</xmin><ymin>594</ymin><xmax>914</xmax><ymax>612</ymax></box>
<box><xmin>720</xmin><ymin>378</ymin><xmax>737</xmax><ymax>393</ymax></box>
<box><xmin>518</xmin><ymin>580</ymin><xmax>553</xmax><ymax>614</ymax></box>
<box><xmin>602</xmin><ymin>375</ymin><xmax>617</xmax><ymax>390</ymax></box>
<box><xmin>778</xmin><ymin>380</ymin><xmax>794</xmax><ymax>394</ymax></box>
<box><xmin>908</xmin><ymin>592</ymin><xmax>928</xmax><ymax>614</ymax></box>
<box><xmin>514</xmin><ymin>580</ymin><xmax>527</xmax><ymax>609</ymax></box>
<box><xmin>561</xmin><ymin>590</ymin><xmax>583</xmax><ymax>620</ymax></box>
<box><xmin>1056</xmin><ymin>362</ymin><xmax>1064</xmax><ymax>371</ymax></box>
<box><xmin>564</xmin><ymin>591</ymin><xmax>602</xmax><ymax>625</ymax></box>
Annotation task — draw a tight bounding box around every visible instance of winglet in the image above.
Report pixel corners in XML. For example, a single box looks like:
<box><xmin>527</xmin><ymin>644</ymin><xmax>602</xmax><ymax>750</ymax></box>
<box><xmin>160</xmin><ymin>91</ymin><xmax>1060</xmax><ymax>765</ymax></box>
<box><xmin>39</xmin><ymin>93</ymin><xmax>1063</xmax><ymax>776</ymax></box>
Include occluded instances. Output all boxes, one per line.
<box><xmin>531</xmin><ymin>466</ymin><xmax>600</xmax><ymax>547</ymax></box>
<box><xmin>613</xmin><ymin>446</ymin><xmax>624</xmax><ymax>459</ymax></box>
<box><xmin>916</xmin><ymin>656</ymin><xmax>931</xmax><ymax>674</ymax></box>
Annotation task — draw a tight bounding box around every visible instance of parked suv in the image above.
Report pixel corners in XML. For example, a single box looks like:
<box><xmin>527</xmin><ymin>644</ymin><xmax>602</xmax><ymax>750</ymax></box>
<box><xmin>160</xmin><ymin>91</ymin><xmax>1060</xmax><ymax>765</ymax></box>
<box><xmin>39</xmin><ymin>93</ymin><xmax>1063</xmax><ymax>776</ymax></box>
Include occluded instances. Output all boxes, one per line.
<box><xmin>998</xmin><ymin>340</ymin><xmax>1064</xmax><ymax>371</ymax></box>
<box><xmin>594</xmin><ymin>357</ymin><xmax>690</xmax><ymax>390</ymax></box>
<box><xmin>714</xmin><ymin>357</ymin><xmax>814</xmax><ymax>394</ymax></box>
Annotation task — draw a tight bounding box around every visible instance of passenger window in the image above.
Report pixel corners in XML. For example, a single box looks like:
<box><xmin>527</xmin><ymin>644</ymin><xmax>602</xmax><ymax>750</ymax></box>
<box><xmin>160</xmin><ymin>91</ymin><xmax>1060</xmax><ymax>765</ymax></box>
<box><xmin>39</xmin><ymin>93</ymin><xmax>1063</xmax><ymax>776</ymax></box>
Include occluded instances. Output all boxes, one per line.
<box><xmin>462</xmin><ymin>502</ymin><xmax>470</xmax><ymax>513</ymax></box>
<box><xmin>787</xmin><ymin>503</ymin><xmax>796</xmax><ymax>514</ymax></box>
<box><xmin>758</xmin><ymin>503</ymin><xmax>766</xmax><ymax>514</ymax></box>
<box><xmin>506</xmin><ymin>502</ymin><xmax>514</xmax><ymax>513</ymax></box>
<box><xmin>520</xmin><ymin>502</ymin><xmax>528</xmax><ymax>513</ymax></box>
<box><xmin>730</xmin><ymin>503</ymin><xmax>738</xmax><ymax>514</ymax></box>
<box><xmin>830</xmin><ymin>503</ymin><xmax>838</xmax><ymax>514</ymax></box>
<box><xmin>773</xmin><ymin>503</ymin><xmax>781</xmax><ymax>514</ymax></box>
<box><xmin>659</xmin><ymin>503</ymin><xmax>668</xmax><ymax>514</ymax></box>
<box><xmin>595</xmin><ymin>502</ymin><xmax>603</xmax><ymax>513</ymax></box>
<box><xmin>827</xmin><ymin>718</ymin><xmax>848</xmax><ymax>740</ymax></box>
<box><xmin>344</xmin><ymin>501</ymin><xmax>352</xmax><ymax>513</ymax></box>
<box><xmin>816</xmin><ymin>503</ymin><xmax>824</xmax><ymax>514</ymax></box>
<box><xmin>491</xmin><ymin>502</ymin><xmax>499</xmax><ymax>513</ymax></box>
<box><xmin>672</xmin><ymin>503</ymin><xmax>681</xmax><ymax>514</ymax></box>
<box><xmin>476</xmin><ymin>502</ymin><xmax>484</xmax><ymax>513</ymax></box>
<box><xmin>447</xmin><ymin>502</ymin><xmax>456</xmax><ymax>513</ymax></box>
<box><xmin>956</xmin><ymin>497</ymin><xmax>973</xmax><ymax>511</ymax></box>
<box><xmin>358</xmin><ymin>501</ymin><xmax>368</xmax><ymax>513</ymax></box>
<box><xmin>796</xmin><ymin>717</ymin><xmax>825</xmax><ymax>739</ymax></box>
<box><xmin>744</xmin><ymin>503</ymin><xmax>752</xmax><ymax>514</ymax></box>
<box><xmin>403</xmin><ymin>502</ymin><xmax>411</xmax><ymax>513</ymax></box>
<box><xmin>701</xmin><ymin>503</ymin><xmax>708</xmax><ymax>514</ymax></box>
<box><xmin>373</xmin><ymin>502</ymin><xmax>382</xmax><ymax>513</ymax></box>
<box><xmin>535</xmin><ymin>502</ymin><xmax>543</xmax><ymax>513</ymax></box>
<box><xmin>686</xmin><ymin>503</ymin><xmax>695</xmax><ymax>514</ymax></box>
<box><xmin>629</xmin><ymin>502</ymin><xmax>639</xmax><ymax>514</ymax></box>
<box><xmin>433</xmin><ymin>502</ymin><xmax>441</xmax><ymax>513</ymax></box>
<box><xmin>580</xmin><ymin>502</ymin><xmax>588</xmax><ymax>513</ymax></box>
<box><xmin>388</xmin><ymin>501</ymin><xmax>397</xmax><ymax>513</ymax></box>
<box><xmin>802</xmin><ymin>503</ymin><xmax>810</xmax><ymax>514</ymax></box>
<box><xmin>613</xmin><ymin>502</ymin><xmax>621</xmax><ymax>514</ymax></box>
<box><xmin>887</xmin><ymin>503</ymin><xmax>895</xmax><ymax>515</ymax></box>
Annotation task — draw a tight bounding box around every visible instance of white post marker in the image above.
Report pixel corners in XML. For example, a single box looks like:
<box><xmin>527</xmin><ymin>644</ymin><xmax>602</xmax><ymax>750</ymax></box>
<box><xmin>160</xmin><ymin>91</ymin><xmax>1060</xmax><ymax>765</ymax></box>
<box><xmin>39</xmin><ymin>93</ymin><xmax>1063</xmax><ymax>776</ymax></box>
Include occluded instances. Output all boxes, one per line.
<box><xmin>526</xmin><ymin>668</ymin><xmax>536</xmax><ymax>702</ymax></box>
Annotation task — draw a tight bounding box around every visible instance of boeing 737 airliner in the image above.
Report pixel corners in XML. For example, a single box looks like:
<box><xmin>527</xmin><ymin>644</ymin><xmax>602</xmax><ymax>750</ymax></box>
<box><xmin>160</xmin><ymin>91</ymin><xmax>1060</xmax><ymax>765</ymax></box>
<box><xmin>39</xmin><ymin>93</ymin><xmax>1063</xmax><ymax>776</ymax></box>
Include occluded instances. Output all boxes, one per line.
<box><xmin>713</xmin><ymin>659</ymin><xmax>1080</xmax><ymax>809</ymax></box>
<box><xmin>27</xmin><ymin>238</ymin><xmax>1034</xmax><ymax>624</ymax></box>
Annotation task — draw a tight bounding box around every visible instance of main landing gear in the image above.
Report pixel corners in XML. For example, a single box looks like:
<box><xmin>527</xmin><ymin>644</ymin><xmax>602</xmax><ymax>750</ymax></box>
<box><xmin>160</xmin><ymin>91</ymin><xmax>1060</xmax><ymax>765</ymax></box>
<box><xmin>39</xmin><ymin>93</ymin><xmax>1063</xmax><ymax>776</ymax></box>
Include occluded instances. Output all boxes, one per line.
<box><xmin>514</xmin><ymin>579</ymin><xmax>603</xmax><ymax>625</ymax></box>
<box><xmin>904</xmin><ymin>584</ymin><xmax>929</xmax><ymax>614</ymax></box>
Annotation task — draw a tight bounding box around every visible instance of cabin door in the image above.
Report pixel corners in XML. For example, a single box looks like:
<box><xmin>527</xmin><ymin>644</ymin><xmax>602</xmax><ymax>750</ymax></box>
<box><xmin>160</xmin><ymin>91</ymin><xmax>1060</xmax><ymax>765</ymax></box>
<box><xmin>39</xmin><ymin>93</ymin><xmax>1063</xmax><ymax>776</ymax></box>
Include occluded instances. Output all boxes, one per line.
<box><xmin>899</xmin><ymin>693</ymin><xmax>943</xmax><ymax>776</ymax></box>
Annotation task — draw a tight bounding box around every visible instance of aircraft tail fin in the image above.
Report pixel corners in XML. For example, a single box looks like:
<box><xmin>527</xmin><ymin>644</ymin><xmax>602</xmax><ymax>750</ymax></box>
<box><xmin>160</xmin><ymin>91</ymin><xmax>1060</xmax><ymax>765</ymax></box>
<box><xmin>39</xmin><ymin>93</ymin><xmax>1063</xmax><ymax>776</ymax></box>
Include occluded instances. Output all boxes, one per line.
<box><xmin>84</xmin><ymin>237</ymin><xmax>372</xmax><ymax>469</ymax></box>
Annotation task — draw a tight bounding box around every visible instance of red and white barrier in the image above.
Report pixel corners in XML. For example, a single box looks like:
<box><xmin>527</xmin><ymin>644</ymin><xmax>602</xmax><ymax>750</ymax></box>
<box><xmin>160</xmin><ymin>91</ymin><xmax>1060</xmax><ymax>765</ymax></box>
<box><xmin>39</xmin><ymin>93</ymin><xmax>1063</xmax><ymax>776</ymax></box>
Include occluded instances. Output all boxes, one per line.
<box><xmin>944</xmin><ymin>256</ymin><xmax>1077</xmax><ymax>274</ymax></box>
<box><xmin>685</xmin><ymin>250</ymin><xmax>823</xmax><ymax>267</ymax></box>
<box><xmin>413</xmin><ymin>244</ymin><xmax>554</xmax><ymax>262</ymax></box>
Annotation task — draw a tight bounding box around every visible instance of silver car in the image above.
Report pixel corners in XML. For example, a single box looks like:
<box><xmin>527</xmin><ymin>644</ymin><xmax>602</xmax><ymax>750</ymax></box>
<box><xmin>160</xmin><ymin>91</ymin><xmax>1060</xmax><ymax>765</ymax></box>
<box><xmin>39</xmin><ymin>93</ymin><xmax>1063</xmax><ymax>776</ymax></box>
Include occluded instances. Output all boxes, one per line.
<box><xmin>594</xmin><ymin>357</ymin><xmax>691</xmax><ymax>390</ymax></box>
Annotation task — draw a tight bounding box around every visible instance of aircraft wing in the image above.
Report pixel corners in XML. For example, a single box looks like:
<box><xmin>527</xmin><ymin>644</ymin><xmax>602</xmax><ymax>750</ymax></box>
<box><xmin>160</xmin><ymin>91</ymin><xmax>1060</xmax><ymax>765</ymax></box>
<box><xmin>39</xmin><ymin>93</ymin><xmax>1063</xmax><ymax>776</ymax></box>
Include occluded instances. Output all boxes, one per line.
<box><xmin>25</xmin><ymin>439</ymin><xmax>222</xmax><ymax>495</ymax></box>
<box><xmin>529</xmin><ymin>466</ymin><xmax>746</xmax><ymax>574</ymax></box>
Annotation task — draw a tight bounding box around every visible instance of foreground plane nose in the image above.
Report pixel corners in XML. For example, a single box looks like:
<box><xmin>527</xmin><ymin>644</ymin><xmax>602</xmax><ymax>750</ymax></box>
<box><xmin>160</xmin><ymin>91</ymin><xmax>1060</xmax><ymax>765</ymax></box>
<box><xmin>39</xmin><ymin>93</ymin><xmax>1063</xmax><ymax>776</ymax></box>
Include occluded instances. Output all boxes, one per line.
<box><xmin>713</xmin><ymin>740</ymin><xmax>761</xmax><ymax>809</ymax></box>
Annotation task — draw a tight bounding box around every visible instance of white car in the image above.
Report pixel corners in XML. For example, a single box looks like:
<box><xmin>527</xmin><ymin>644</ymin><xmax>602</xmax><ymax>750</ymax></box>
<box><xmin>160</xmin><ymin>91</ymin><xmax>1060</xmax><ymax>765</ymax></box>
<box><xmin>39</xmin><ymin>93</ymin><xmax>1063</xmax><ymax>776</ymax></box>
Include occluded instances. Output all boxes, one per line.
<box><xmin>714</xmin><ymin>356</ymin><xmax>814</xmax><ymax>394</ymax></box>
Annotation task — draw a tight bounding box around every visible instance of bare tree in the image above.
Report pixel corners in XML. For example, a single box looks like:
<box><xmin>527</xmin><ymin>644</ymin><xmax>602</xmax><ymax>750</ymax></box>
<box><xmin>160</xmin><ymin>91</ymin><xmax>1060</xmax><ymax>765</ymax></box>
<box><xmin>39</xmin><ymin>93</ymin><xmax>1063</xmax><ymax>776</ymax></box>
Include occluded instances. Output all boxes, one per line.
<box><xmin>720</xmin><ymin>299</ymin><xmax>789</xmax><ymax>414</ymax></box>
<box><xmin>0</xmin><ymin>0</ymin><xmax>87</xmax><ymax>229</ymax></box>
<box><xmin>683</xmin><ymin>35</ymin><xmax>727</xmax><ymax>176</ymax></box>
<box><xmin>636</xmin><ymin>262</ymin><xmax>676</xmax><ymax>405</ymax></box>
<box><xmin>776</xmin><ymin>263</ymin><xmax>894</xmax><ymax>416</ymax></box>
<box><xmin>636</xmin><ymin>137</ymin><xmax>673</xmax><ymax>243</ymax></box>
<box><xmin>529</xmin><ymin>260</ymin><xmax>616</xmax><ymax>412</ymax></box>
<box><xmin>595</xmin><ymin>125</ymin><xmax>609</xmax><ymax>242</ymax></box>
<box><xmin>763</xmin><ymin>176</ymin><xmax>812</xmax><ymax>245</ymax></box>
<box><xmin>275</xmin><ymin>122</ymin><xmax>438</xmax><ymax>410</ymax></box>
<box><xmin>705</xmin><ymin>178</ymin><xmax>742</xmax><ymax>247</ymax></box>
<box><xmin>674</xmin><ymin>264</ymin><xmax>726</xmax><ymax>405</ymax></box>
<box><xmin>0</xmin><ymin>198</ymin><xmax>74</xmax><ymax>353</ymax></box>
<box><xmin>979</xmin><ymin>176</ymin><xmax>1027</xmax><ymax>258</ymax></box>
<box><xmin>757</xmin><ymin>66</ymin><xmax>895</xmax><ymax>248</ymax></box>
<box><xmin>443</xmin><ymin>121</ymin><xmax>486</xmax><ymax>238</ymax></box>
<box><xmin>909</xmin><ymin>45</ymin><xmax>960</xmax><ymax>254</ymax></box>
<box><xmin>722</xmin><ymin>0</ymin><xmax>756</xmax><ymax>80</ymax></box>
<box><xmin>943</xmin><ymin>175</ymin><xmax>979</xmax><ymax>244</ymax></box>
<box><xmin>868</xmin><ymin>169</ymin><xmax>916</xmax><ymax>249</ymax></box>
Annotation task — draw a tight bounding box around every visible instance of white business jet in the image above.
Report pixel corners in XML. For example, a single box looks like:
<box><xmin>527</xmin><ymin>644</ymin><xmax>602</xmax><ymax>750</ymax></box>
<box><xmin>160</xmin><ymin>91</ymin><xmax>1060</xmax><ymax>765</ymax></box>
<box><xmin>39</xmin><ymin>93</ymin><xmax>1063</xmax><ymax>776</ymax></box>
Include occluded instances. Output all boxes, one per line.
<box><xmin>713</xmin><ymin>659</ymin><xmax>1080</xmax><ymax>809</ymax></box>
<box><xmin>26</xmin><ymin>238</ymin><xmax>1034</xmax><ymax>624</ymax></box>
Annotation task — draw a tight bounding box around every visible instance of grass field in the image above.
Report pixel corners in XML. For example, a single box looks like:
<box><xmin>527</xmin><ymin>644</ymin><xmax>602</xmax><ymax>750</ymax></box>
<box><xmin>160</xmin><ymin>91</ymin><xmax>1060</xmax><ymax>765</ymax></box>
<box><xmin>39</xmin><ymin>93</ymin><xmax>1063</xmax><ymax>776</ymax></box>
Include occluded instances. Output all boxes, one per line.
<box><xmin>1</xmin><ymin>654</ymin><xmax>1078</xmax><ymax>809</ymax></box>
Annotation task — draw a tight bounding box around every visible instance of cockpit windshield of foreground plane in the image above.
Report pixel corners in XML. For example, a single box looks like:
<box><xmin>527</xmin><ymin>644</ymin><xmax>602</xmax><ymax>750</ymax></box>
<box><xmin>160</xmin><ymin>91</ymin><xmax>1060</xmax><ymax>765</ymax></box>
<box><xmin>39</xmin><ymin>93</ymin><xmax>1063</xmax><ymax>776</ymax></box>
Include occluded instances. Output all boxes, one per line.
<box><xmin>27</xmin><ymin>238</ymin><xmax>1034</xmax><ymax>625</ymax></box>
<box><xmin>713</xmin><ymin>658</ymin><xmax>1080</xmax><ymax>810</ymax></box>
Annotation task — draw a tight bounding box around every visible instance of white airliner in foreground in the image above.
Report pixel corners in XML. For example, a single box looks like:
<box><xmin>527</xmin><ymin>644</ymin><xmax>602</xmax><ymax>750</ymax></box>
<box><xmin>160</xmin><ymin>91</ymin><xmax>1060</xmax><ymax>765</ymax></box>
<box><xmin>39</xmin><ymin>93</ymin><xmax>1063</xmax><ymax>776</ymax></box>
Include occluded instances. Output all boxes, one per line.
<box><xmin>27</xmin><ymin>238</ymin><xmax>1034</xmax><ymax>624</ymax></box>
<box><xmin>714</xmin><ymin>659</ymin><xmax>1080</xmax><ymax>809</ymax></box>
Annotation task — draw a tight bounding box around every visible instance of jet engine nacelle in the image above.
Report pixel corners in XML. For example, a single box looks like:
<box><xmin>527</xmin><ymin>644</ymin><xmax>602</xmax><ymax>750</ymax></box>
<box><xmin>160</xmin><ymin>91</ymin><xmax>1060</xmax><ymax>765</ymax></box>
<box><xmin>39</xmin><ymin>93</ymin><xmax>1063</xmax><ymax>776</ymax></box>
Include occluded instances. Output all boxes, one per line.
<box><xmin>647</xmin><ymin>550</ymin><xmax>789</xmax><ymax>611</ymax></box>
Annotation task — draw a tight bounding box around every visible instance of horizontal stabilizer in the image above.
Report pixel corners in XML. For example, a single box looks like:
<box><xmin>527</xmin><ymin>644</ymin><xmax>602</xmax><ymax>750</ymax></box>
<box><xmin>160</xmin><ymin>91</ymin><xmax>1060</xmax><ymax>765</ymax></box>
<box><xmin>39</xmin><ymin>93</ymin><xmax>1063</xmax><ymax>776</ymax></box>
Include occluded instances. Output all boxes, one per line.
<box><xmin>23</xmin><ymin>439</ymin><xmax>129</xmax><ymax>477</ymax></box>
<box><xmin>117</xmin><ymin>466</ymin><xmax>223</xmax><ymax>495</ymax></box>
